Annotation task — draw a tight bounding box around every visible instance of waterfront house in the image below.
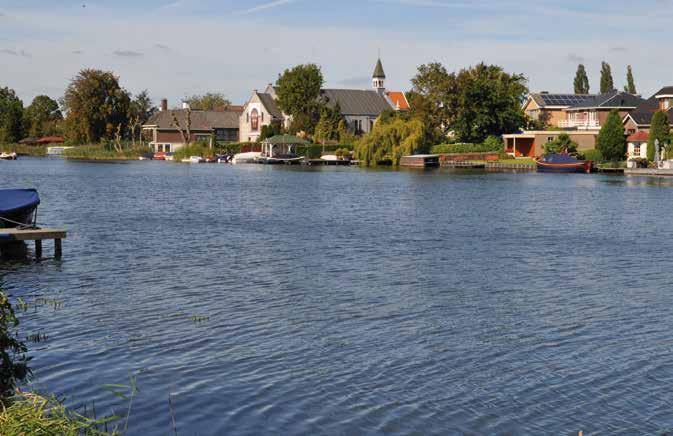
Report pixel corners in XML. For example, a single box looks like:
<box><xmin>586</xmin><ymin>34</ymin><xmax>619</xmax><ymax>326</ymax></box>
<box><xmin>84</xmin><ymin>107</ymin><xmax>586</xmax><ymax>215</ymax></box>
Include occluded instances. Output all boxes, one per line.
<box><xmin>502</xmin><ymin>131</ymin><xmax>599</xmax><ymax>158</ymax></box>
<box><xmin>560</xmin><ymin>90</ymin><xmax>643</xmax><ymax>130</ymax></box>
<box><xmin>626</xmin><ymin>131</ymin><xmax>649</xmax><ymax>160</ymax></box>
<box><xmin>239</xmin><ymin>58</ymin><xmax>409</xmax><ymax>141</ymax></box>
<box><xmin>623</xmin><ymin>86</ymin><xmax>673</xmax><ymax>134</ymax></box>
<box><xmin>523</xmin><ymin>92</ymin><xmax>594</xmax><ymax>127</ymax></box>
<box><xmin>143</xmin><ymin>99</ymin><xmax>241</xmax><ymax>152</ymax></box>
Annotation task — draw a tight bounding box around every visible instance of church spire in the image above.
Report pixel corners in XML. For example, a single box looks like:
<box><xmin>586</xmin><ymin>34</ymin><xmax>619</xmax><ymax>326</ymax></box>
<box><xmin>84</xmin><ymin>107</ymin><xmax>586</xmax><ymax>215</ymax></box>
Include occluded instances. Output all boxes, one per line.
<box><xmin>372</xmin><ymin>58</ymin><xmax>386</xmax><ymax>93</ymax></box>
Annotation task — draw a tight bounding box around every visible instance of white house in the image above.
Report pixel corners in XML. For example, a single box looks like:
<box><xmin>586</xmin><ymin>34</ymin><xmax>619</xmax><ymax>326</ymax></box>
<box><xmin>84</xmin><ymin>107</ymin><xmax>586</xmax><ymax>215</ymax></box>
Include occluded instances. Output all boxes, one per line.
<box><xmin>627</xmin><ymin>131</ymin><xmax>649</xmax><ymax>160</ymax></box>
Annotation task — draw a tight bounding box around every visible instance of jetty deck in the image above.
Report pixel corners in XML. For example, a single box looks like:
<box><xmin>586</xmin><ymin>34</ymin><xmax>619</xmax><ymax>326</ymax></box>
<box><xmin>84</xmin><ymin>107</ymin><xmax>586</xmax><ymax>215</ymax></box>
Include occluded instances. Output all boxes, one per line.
<box><xmin>0</xmin><ymin>228</ymin><xmax>67</xmax><ymax>260</ymax></box>
<box><xmin>624</xmin><ymin>168</ymin><xmax>673</xmax><ymax>176</ymax></box>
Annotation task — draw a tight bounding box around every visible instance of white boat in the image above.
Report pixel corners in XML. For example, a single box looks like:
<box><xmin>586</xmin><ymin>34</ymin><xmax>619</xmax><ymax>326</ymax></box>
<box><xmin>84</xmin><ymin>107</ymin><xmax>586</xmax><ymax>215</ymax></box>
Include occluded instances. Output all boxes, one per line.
<box><xmin>232</xmin><ymin>151</ymin><xmax>262</xmax><ymax>164</ymax></box>
<box><xmin>0</xmin><ymin>152</ymin><xmax>17</xmax><ymax>160</ymax></box>
<box><xmin>321</xmin><ymin>154</ymin><xmax>338</xmax><ymax>161</ymax></box>
<box><xmin>46</xmin><ymin>146</ymin><xmax>74</xmax><ymax>156</ymax></box>
<box><xmin>181</xmin><ymin>156</ymin><xmax>204</xmax><ymax>163</ymax></box>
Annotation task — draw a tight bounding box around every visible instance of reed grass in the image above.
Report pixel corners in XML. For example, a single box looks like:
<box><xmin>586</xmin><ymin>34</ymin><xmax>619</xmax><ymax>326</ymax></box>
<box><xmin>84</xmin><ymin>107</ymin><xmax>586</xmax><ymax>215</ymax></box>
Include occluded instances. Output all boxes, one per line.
<box><xmin>63</xmin><ymin>145</ymin><xmax>150</xmax><ymax>160</ymax></box>
<box><xmin>0</xmin><ymin>144</ymin><xmax>47</xmax><ymax>156</ymax></box>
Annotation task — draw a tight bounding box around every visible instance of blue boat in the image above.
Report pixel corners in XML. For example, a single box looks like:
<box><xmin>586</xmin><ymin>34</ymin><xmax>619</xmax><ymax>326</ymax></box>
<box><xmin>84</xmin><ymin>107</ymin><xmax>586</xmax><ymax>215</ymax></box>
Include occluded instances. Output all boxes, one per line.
<box><xmin>0</xmin><ymin>189</ymin><xmax>40</xmax><ymax>228</ymax></box>
<box><xmin>537</xmin><ymin>154</ymin><xmax>592</xmax><ymax>173</ymax></box>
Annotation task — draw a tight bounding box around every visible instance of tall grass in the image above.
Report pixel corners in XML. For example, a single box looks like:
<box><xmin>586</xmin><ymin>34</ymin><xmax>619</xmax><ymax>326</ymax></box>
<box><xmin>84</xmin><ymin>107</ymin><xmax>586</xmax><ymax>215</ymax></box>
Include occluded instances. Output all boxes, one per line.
<box><xmin>63</xmin><ymin>145</ymin><xmax>150</xmax><ymax>160</ymax></box>
<box><xmin>0</xmin><ymin>144</ymin><xmax>47</xmax><ymax>157</ymax></box>
<box><xmin>172</xmin><ymin>142</ymin><xmax>215</xmax><ymax>161</ymax></box>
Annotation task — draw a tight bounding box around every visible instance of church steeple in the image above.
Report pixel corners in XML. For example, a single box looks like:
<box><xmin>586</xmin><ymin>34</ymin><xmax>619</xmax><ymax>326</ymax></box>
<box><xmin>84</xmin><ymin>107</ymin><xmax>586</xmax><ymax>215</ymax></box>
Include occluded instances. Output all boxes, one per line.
<box><xmin>372</xmin><ymin>58</ymin><xmax>386</xmax><ymax>93</ymax></box>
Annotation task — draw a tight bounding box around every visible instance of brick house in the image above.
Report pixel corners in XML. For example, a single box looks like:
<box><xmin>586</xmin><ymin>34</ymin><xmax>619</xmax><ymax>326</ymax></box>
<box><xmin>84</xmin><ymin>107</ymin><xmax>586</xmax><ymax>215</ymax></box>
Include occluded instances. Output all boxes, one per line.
<box><xmin>623</xmin><ymin>86</ymin><xmax>673</xmax><ymax>134</ymax></box>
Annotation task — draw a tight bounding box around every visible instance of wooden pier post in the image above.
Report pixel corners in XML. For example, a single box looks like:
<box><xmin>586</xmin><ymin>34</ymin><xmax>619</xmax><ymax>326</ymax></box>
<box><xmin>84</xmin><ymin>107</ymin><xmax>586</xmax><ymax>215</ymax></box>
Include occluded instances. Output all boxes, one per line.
<box><xmin>55</xmin><ymin>239</ymin><xmax>62</xmax><ymax>259</ymax></box>
<box><xmin>35</xmin><ymin>240</ymin><xmax>42</xmax><ymax>260</ymax></box>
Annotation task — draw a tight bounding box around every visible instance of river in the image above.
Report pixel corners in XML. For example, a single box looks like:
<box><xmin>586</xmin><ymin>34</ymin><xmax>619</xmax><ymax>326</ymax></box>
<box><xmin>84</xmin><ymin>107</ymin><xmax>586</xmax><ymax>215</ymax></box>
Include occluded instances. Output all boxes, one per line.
<box><xmin>2</xmin><ymin>157</ymin><xmax>673</xmax><ymax>435</ymax></box>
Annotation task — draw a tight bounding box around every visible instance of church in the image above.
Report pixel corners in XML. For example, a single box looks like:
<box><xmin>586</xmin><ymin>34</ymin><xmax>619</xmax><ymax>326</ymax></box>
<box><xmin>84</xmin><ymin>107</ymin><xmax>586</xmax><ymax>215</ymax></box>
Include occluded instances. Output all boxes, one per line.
<box><xmin>239</xmin><ymin>58</ymin><xmax>410</xmax><ymax>142</ymax></box>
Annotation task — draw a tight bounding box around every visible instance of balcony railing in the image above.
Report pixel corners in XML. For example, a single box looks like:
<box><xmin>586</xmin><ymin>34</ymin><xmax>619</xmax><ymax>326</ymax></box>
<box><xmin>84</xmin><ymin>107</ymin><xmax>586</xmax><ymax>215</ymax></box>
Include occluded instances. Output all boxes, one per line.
<box><xmin>558</xmin><ymin>120</ymin><xmax>600</xmax><ymax>129</ymax></box>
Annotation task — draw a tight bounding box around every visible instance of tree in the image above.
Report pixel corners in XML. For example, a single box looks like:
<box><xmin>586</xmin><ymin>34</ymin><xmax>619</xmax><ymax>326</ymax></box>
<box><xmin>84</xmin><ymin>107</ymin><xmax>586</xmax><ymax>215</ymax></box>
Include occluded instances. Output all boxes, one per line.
<box><xmin>184</xmin><ymin>93</ymin><xmax>231</xmax><ymax>111</ymax></box>
<box><xmin>409</xmin><ymin>63</ymin><xmax>455</xmax><ymax>139</ymax></box>
<box><xmin>0</xmin><ymin>87</ymin><xmax>24</xmax><ymax>143</ymax></box>
<box><xmin>313</xmin><ymin>103</ymin><xmax>342</xmax><ymax>144</ymax></box>
<box><xmin>648</xmin><ymin>111</ymin><xmax>670</xmax><ymax>161</ymax></box>
<box><xmin>596</xmin><ymin>109</ymin><xmax>626</xmax><ymax>162</ymax></box>
<box><xmin>62</xmin><ymin>69</ymin><xmax>130</xmax><ymax>144</ymax></box>
<box><xmin>543</xmin><ymin>133</ymin><xmax>578</xmax><ymax>155</ymax></box>
<box><xmin>600</xmin><ymin>62</ymin><xmax>615</xmax><ymax>94</ymax></box>
<box><xmin>259</xmin><ymin>123</ymin><xmax>282</xmax><ymax>142</ymax></box>
<box><xmin>171</xmin><ymin>108</ymin><xmax>192</xmax><ymax>146</ymax></box>
<box><xmin>573</xmin><ymin>64</ymin><xmax>590</xmax><ymax>94</ymax></box>
<box><xmin>624</xmin><ymin>65</ymin><xmax>637</xmax><ymax>94</ymax></box>
<box><xmin>128</xmin><ymin>90</ymin><xmax>156</xmax><ymax>146</ymax></box>
<box><xmin>354</xmin><ymin>117</ymin><xmax>429</xmax><ymax>166</ymax></box>
<box><xmin>23</xmin><ymin>95</ymin><xmax>62</xmax><ymax>138</ymax></box>
<box><xmin>275</xmin><ymin>64</ymin><xmax>324</xmax><ymax>134</ymax></box>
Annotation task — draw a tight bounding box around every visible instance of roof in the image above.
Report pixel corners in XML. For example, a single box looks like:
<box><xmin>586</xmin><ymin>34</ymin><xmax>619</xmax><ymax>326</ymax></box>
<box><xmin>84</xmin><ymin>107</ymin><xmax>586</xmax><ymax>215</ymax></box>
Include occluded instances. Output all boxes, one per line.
<box><xmin>262</xmin><ymin>134</ymin><xmax>310</xmax><ymax>145</ymax></box>
<box><xmin>627</xmin><ymin>86</ymin><xmax>673</xmax><ymax>125</ymax></box>
<box><xmin>256</xmin><ymin>92</ymin><xmax>284</xmax><ymax>119</ymax></box>
<box><xmin>627</xmin><ymin>131</ymin><xmax>649</xmax><ymax>142</ymax></box>
<box><xmin>529</xmin><ymin>93</ymin><xmax>594</xmax><ymax>108</ymax></box>
<box><xmin>321</xmin><ymin>89</ymin><xmax>392</xmax><ymax>116</ymax></box>
<box><xmin>387</xmin><ymin>91</ymin><xmax>410</xmax><ymax>110</ymax></box>
<box><xmin>373</xmin><ymin>58</ymin><xmax>386</xmax><ymax>79</ymax></box>
<box><xmin>145</xmin><ymin>109</ymin><xmax>239</xmax><ymax>130</ymax></box>
<box><xmin>217</xmin><ymin>105</ymin><xmax>244</xmax><ymax>113</ymax></box>
<box><xmin>567</xmin><ymin>90</ymin><xmax>644</xmax><ymax>110</ymax></box>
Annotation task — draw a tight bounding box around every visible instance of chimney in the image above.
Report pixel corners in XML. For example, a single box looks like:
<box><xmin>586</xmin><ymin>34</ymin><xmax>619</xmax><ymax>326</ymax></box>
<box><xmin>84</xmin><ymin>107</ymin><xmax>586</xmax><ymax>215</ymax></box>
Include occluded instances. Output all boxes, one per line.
<box><xmin>182</xmin><ymin>101</ymin><xmax>190</xmax><ymax>109</ymax></box>
<box><xmin>160</xmin><ymin>98</ymin><xmax>168</xmax><ymax>112</ymax></box>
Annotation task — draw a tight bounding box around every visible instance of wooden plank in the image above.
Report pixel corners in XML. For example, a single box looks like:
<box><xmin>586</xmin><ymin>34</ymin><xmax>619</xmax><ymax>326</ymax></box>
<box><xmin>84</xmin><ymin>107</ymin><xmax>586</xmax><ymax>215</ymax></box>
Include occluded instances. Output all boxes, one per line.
<box><xmin>0</xmin><ymin>228</ymin><xmax>67</xmax><ymax>241</ymax></box>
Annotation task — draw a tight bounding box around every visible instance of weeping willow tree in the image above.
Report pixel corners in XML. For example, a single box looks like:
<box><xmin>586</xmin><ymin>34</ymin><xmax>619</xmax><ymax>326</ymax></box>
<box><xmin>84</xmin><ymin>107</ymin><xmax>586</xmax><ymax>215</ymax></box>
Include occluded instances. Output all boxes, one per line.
<box><xmin>354</xmin><ymin>117</ymin><xmax>428</xmax><ymax>166</ymax></box>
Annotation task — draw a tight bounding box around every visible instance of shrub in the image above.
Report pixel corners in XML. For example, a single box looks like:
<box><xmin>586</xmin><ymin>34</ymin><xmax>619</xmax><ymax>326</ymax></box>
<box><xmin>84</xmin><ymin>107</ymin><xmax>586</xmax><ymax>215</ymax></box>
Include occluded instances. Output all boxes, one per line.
<box><xmin>297</xmin><ymin>144</ymin><xmax>353</xmax><ymax>159</ymax></box>
<box><xmin>173</xmin><ymin>141</ymin><xmax>213</xmax><ymax>161</ymax></box>
<box><xmin>543</xmin><ymin>133</ymin><xmax>578</xmax><ymax>155</ymax></box>
<box><xmin>0</xmin><ymin>292</ymin><xmax>30</xmax><ymax>402</ymax></box>
<box><xmin>581</xmin><ymin>149</ymin><xmax>604</xmax><ymax>163</ymax></box>
<box><xmin>430</xmin><ymin>142</ymin><xmax>500</xmax><ymax>154</ymax></box>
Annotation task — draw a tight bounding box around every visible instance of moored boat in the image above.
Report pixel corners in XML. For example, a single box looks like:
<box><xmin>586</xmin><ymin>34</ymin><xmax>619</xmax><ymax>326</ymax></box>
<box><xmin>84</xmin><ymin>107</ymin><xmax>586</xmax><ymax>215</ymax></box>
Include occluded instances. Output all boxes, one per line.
<box><xmin>0</xmin><ymin>152</ymin><xmax>17</xmax><ymax>160</ymax></box>
<box><xmin>536</xmin><ymin>154</ymin><xmax>592</xmax><ymax>173</ymax></box>
<box><xmin>153</xmin><ymin>152</ymin><xmax>166</xmax><ymax>161</ymax></box>
<box><xmin>0</xmin><ymin>189</ymin><xmax>40</xmax><ymax>228</ymax></box>
<box><xmin>232</xmin><ymin>152</ymin><xmax>262</xmax><ymax>164</ymax></box>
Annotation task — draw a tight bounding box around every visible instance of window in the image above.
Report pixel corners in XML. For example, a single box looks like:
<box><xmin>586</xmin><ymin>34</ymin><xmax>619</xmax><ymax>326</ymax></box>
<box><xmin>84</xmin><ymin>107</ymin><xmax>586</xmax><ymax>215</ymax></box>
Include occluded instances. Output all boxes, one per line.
<box><xmin>165</xmin><ymin>144</ymin><xmax>171</xmax><ymax>152</ymax></box>
<box><xmin>633</xmin><ymin>145</ymin><xmax>641</xmax><ymax>156</ymax></box>
<box><xmin>251</xmin><ymin>109</ymin><xmax>259</xmax><ymax>131</ymax></box>
<box><xmin>547</xmin><ymin>136</ymin><xmax>555</xmax><ymax>142</ymax></box>
<box><xmin>157</xmin><ymin>144</ymin><xmax>163</xmax><ymax>152</ymax></box>
<box><xmin>261</xmin><ymin>112</ymin><xmax>264</xmax><ymax>122</ymax></box>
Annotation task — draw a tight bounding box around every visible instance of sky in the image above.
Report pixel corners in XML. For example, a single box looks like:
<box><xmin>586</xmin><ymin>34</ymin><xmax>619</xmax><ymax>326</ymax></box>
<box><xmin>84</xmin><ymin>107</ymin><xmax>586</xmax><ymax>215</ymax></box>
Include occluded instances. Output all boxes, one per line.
<box><xmin>1</xmin><ymin>0</ymin><xmax>673</xmax><ymax>107</ymax></box>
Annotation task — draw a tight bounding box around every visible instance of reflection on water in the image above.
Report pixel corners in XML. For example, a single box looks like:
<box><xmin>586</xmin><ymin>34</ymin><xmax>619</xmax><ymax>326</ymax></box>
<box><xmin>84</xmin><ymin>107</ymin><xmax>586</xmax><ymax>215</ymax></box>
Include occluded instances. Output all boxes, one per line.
<box><xmin>2</xmin><ymin>158</ymin><xmax>673</xmax><ymax>435</ymax></box>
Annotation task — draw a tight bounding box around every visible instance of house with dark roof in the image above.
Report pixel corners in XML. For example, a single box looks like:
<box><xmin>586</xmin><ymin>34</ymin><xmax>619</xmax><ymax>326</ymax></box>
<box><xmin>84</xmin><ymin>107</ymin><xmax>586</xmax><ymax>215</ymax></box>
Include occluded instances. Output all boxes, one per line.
<box><xmin>560</xmin><ymin>90</ymin><xmax>644</xmax><ymax>130</ymax></box>
<box><xmin>142</xmin><ymin>100</ymin><xmax>240</xmax><ymax>152</ymax></box>
<box><xmin>239</xmin><ymin>58</ymin><xmax>409</xmax><ymax>140</ymax></box>
<box><xmin>523</xmin><ymin>92</ymin><xmax>594</xmax><ymax>128</ymax></box>
<box><xmin>623</xmin><ymin>86</ymin><xmax>673</xmax><ymax>134</ymax></box>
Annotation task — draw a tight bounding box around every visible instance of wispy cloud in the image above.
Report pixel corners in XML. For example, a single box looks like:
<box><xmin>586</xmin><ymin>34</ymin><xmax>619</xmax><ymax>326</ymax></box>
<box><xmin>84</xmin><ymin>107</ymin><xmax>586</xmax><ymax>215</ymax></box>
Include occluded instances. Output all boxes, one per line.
<box><xmin>610</xmin><ymin>46</ymin><xmax>628</xmax><ymax>53</ymax></box>
<box><xmin>567</xmin><ymin>53</ymin><xmax>585</xmax><ymax>63</ymax></box>
<box><xmin>113</xmin><ymin>50</ymin><xmax>143</xmax><ymax>57</ymax></box>
<box><xmin>72</xmin><ymin>50</ymin><xmax>84</xmax><ymax>54</ymax></box>
<box><xmin>1</xmin><ymin>49</ymin><xmax>31</xmax><ymax>58</ymax></box>
<box><xmin>237</xmin><ymin>0</ymin><xmax>296</xmax><ymax>15</ymax></box>
<box><xmin>154</xmin><ymin>43</ymin><xmax>171</xmax><ymax>51</ymax></box>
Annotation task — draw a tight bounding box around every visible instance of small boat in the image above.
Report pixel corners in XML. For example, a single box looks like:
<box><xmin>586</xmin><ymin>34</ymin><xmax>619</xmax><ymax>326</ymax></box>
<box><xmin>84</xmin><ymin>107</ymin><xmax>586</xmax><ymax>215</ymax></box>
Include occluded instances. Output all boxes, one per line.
<box><xmin>181</xmin><ymin>156</ymin><xmax>204</xmax><ymax>164</ymax></box>
<box><xmin>138</xmin><ymin>152</ymin><xmax>154</xmax><ymax>161</ymax></box>
<box><xmin>0</xmin><ymin>152</ymin><xmax>17</xmax><ymax>160</ymax></box>
<box><xmin>256</xmin><ymin>154</ymin><xmax>304</xmax><ymax>165</ymax></box>
<box><xmin>536</xmin><ymin>153</ymin><xmax>592</xmax><ymax>173</ymax></box>
<box><xmin>232</xmin><ymin>152</ymin><xmax>262</xmax><ymax>164</ymax></box>
<box><xmin>153</xmin><ymin>152</ymin><xmax>166</xmax><ymax>161</ymax></box>
<box><xmin>165</xmin><ymin>153</ymin><xmax>175</xmax><ymax>161</ymax></box>
<box><xmin>0</xmin><ymin>189</ymin><xmax>40</xmax><ymax>228</ymax></box>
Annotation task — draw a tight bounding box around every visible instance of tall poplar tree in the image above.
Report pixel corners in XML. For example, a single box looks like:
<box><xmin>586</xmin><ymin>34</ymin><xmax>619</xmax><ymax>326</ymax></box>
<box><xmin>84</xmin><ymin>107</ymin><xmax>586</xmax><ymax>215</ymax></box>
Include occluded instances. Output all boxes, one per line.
<box><xmin>573</xmin><ymin>64</ymin><xmax>590</xmax><ymax>94</ymax></box>
<box><xmin>600</xmin><ymin>62</ymin><xmax>615</xmax><ymax>94</ymax></box>
<box><xmin>648</xmin><ymin>111</ymin><xmax>670</xmax><ymax>161</ymax></box>
<box><xmin>624</xmin><ymin>66</ymin><xmax>637</xmax><ymax>94</ymax></box>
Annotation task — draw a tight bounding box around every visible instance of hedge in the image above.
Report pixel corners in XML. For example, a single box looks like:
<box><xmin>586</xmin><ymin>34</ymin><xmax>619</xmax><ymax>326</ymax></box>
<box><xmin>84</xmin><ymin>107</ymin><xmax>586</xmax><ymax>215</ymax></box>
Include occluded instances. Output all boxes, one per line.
<box><xmin>430</xmin><ymin>142</ymin><xmax>501</xmax><ymax>154</ymax></box>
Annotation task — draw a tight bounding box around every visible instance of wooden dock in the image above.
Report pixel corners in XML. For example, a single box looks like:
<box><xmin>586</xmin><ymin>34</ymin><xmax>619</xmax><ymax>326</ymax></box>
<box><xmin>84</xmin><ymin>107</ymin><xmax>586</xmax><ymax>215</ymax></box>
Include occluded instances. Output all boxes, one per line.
<box><xmin>624</xmin><ymin>168</ymin><xmax>673</xmax><ymax>176</ymax></box>
<box><xmin>0</xmin><ymin>228</ymin><xmax>67</xmax><ymax>260</ymax></box>
<box><xmin>440</xmin><ymin>161</ymin><xmax>486</xmax><ymax>169</ymax></box>
<box><xmin>400</xmin><ymin>155</ymin><xmax>440</xmax><ymax>168</ymax></box>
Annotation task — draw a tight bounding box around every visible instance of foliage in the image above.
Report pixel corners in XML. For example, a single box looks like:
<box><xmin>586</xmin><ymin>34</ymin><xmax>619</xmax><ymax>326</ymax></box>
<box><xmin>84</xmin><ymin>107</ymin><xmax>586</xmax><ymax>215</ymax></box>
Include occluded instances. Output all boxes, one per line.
<box><xmin>573</xmin><ymin>64</ymin><xmax>590</xmax><ymax>94</ymax></box>
<box><xmin>354</xmin><ymin>117</ymin><xmax>428</xmax><ymax>166</ymax></box>
<box><xmin>596</xmin><ymin>110</ymin><xmax>626</xmax><ymax>162</ymax></box>
<box><xmin>259</xmin><ymin>123</ymin><xmax>283</xmax><ymax>142</ymax></box>
<box><xmin>213</xmin><ymin>142</ymin><xmax>256</xmax><ymax>155</ymax></box>
<box><xmin>410</xmin><ymin>62</ymin><xmax>528</xmax><ymax>144</ymax></box>
<box><xmin>128</xmin><ymin>91</ymin><xmax>156</xmax><ymax>146</ymax></box>
<box><xmin>337</xmin><ymin>119</ymin><xmax>357</xmax><ymax>146</ymax></box>
<box><xmin>62</xmin><ymin>69</ymin><xmax>130</xmax><ymax>144</ymax></box>
<box><xmin>313</xmin><ymin>103</ymin><xmax>342</xmax><ymax>143</ymax></box>
<box><xmin>648</xmin><ymin>111</ymin><xmax>670</xmax><ymax>161</ymax></box>
<box><xmin>292</xmin><ymin>144</ymin><xmax>353</xmax><ymax>159</ymax></box>
<box><xmin>172</xmin><ymin>141</ymin><xmax>214</xmax><ymax>161</ymax></box>
<box><xmin>62</xmin><ymin>144</ymin><xmax>149</xmax><ymax>160</ymax></box>
<box><xmin>275</xmin><ymin>64</ymin><xmax>323</xmax><ymax>134</ymax></box>
<box><xmin>599</xmin><ymin>61</ymin><xmax>615</xmax><ymax>94</ymax></box>
<box><xmin>625</xmin><ymin>65</ymin><xmax>636</xmax><ymax>94</ymax></box>
<box><xmin>0</xmin><ymin>144</ymin><xmax>47</xmax><ymax>156</ymax></box>
<box><xmin>430</xmin><ymin>141</ymin><xmax>501</xmax><ymax>154</ymax></box>
<box><xmin>183</xmin><ymin>92</ymin><xmax>231</xmax><ymax>111</ymax></box>
<box><xmin>0</xmin><ymin>87</ymin><xmax>24</xmax><ymax>143</ymax></box>
<box><xmin>543</xmin><ymin>133</ymin><xmax>578</xmax><ymax>155</ymax></box>
<box><xmin>580</xmin><ymin>148</ymin><xmax>605</xmax><ymax>163</ymax></box>
<box><xmin>0</xmin><ymin>292</ymin><xmax>30</xmax><ymax>401</ymax></box>
<box><xmin>23</xmin><ymin>95</ymin><xmax>62</xmax><ymax>138</ymax></box>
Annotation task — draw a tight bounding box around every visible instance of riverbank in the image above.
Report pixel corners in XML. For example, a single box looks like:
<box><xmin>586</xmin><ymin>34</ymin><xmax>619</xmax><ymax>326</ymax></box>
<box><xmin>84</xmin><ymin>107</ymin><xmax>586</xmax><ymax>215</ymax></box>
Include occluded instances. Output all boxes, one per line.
<box><xmin>0</xmin><ymin>144</ymin><xmax>47</xmax><ymax>157</ymax></box>
<box><xmin>62</xmin><ymin>145</ymin><xmax>149</xmax><ymax>161</ymax></box>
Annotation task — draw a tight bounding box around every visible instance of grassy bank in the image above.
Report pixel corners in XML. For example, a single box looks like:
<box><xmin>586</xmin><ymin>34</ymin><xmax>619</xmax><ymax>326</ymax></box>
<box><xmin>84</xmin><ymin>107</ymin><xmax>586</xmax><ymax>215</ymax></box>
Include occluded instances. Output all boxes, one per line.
<box><xmin>0</xmin><ymin>143</ymin><xmax>47</xmax><ymax>157</ymax></box>
<box><xmin>63</xmin><ymin>145</ymin><xmax>150</xmax><ymax>161</ymax></box>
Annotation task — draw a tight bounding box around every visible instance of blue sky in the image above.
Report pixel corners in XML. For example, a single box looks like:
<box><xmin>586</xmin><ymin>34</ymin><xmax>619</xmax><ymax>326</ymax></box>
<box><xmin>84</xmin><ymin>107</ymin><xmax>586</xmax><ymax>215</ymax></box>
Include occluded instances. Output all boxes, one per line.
<box><xmin>2</xmin><ymin>0</ymin><xmax>673</xmax><ymax>106</ymax></box>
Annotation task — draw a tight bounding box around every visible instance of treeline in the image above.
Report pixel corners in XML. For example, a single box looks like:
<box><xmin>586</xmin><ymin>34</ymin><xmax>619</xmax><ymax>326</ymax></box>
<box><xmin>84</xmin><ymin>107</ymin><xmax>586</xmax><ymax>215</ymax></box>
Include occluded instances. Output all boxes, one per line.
<box><xmin>0</xmin><ymin>89</ymin><xmax>62</xmax><ymax>143</ymax></box>
<box><xmin>572</xmin><ymin>62</ymin><xmax>637</xmax><ymax>94</ymax></box>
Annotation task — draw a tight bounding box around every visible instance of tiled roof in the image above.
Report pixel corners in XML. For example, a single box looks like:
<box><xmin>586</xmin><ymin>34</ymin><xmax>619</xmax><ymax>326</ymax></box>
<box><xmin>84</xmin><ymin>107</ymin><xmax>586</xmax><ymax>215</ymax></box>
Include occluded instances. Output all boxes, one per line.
<box><xmin>627</xmin><ymin>131</ymin><xmax>649</xmax><ymax>142</ymax></box>
<box><xmin>530</xmin><ymin>93</ymin><xmax>594</xmax><ymax>107</ymax></box>
<box><xmin>257</xmin><ymin>92</ymin><xmax>284</xmax><ymax>119</ymax></box>
<box><xmin>145</xmin><ymin>109</ymin><xmax>239</xmax><ymax>130</ymax></box>
<box><xmin>386</xmin><ymin>91</ymin><xmax>410</xmax><ymax>110</ymax></box>
<box><xmin>568</xmin><ymin>90</ymin><xmax>644</xmax><ymax>110</ymax></box>
<box><xmin>321</xmin><ymin>89</ymin><xmax>392</xmax><ymax>116</ymax></box>
<box><xmin>627</xmin><ymin>86</ymin><xmax>673</xmax><ymax>125</ymax></box>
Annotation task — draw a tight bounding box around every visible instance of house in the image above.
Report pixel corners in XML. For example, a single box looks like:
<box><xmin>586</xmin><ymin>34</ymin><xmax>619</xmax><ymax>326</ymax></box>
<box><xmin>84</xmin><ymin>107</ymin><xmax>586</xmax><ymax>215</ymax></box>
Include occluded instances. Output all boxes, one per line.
<box><xmin>502</xmin><ymin>131</ymin><xmax>600</xmax><ymax>158</ymax></box>
<box><xmin>523</xmin><ymin>92</ymin><xmax>594</xmax><ymax>127</ymax></box>
<box><xmin>560</xmin><ymin>90</ymin><xmax>643</xmax><ymax>130</ymax></box>
<box><xmin>623</xmin><ymin>86</ymin><xmax>673</xmax><ymax>134</ymax></box>
<box><xmin>239</xmin><ymin>58</ymin><xmax>408</xmax><ymax>141</ymax></box>
<box><xmin>143</xmin><ymin>99</ymin><xmax>240</xmax><ymax>153</ymax></box>
<box><xmin>627</xmin><ymin>131</ymin><xmax>649</xmax><ymax>160</ymax></box>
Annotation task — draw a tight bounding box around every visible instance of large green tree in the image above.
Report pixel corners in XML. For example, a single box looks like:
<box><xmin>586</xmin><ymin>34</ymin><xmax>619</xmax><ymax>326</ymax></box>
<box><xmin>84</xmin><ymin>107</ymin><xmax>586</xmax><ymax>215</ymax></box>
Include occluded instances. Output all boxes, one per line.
<box><xmin>354</xmin><ymin>117</ymin><xmax>429</xmax><ymax>166</ymax></box>
<box><xmin>128</xmin><ymin>90</ymin><xmax>156</xmax><ymax>145</ymax></box>
<box><xmin>573</xmin><ymin>64</ymin><xmax>590</xmax><ymax>94</ymax></box>
<box><xmin>62</xmin><ymin>69</ymin><xmax>130</xmax><ymax>144</ymax></box>
<box><xmin>184</xmin><ymin>92</ymin><xmax>231</xmax><ymax>110</ymax></box>
<box><xmin>23</xmin><ymin>95</ymin><xmax>62</xmax><ymax>137</ymax></box>
<box><xmin>313</xmin><ymin>103</ymin><xmax>342</xmax><ymax>144</ymax></box>
<box><xmin>275</xmin><ymin>64</ymin><xmax>324</xmax><ymax>134</ymax></box>
<box><xmin>648</xmin><ymin>111</ymin><xmax>670</xmax><ymax>161</ymax></box>
<box><xmin>409</xmin><ymin>62</ymin><xmax>455</xmax><ymax>138</ymax></box>
<box><xmin>625</xmin><ymin>65</ymin><xmax>637</xmax><ymax>94</ymax></box>
<box><xmin>596</xmin><ymin>109</ymin><xmax>626</xmax><ymax>162</ymax></box>
<box><xmin>600</xmin><ymin>61</ymin><xmax>615</xmax><ymax>94</ymax></box>
<box><xmin>0</xmin><ymin>87</ymin><xmax>24</xmax><ymax>143</ymax></box>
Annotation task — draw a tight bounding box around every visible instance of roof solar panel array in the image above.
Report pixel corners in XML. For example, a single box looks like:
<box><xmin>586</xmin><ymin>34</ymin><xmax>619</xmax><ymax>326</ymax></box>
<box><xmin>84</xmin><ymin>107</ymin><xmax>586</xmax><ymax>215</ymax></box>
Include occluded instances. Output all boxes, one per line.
<box><xmin>540</xmin><ymin>94</ymin><xmax>593</xmax><ymax>106</ymax></box>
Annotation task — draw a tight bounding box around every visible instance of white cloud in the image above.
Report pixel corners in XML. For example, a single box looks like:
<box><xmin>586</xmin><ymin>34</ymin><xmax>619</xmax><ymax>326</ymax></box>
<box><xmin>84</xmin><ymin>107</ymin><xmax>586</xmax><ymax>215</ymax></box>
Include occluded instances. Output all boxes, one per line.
<box><xmin>236</xmin><ymin>0</ymin><xmax>297</xmax><ymax>15</ymax></box>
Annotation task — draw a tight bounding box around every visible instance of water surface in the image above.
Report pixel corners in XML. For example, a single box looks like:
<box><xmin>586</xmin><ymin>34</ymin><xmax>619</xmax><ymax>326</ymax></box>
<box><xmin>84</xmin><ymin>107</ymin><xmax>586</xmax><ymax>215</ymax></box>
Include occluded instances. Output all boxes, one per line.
<box><xmin>2</xmin><ymin>158</ymin><xmax>673</xmax><ymax>435</ymax></box>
